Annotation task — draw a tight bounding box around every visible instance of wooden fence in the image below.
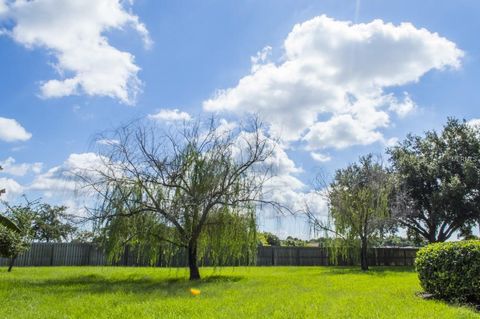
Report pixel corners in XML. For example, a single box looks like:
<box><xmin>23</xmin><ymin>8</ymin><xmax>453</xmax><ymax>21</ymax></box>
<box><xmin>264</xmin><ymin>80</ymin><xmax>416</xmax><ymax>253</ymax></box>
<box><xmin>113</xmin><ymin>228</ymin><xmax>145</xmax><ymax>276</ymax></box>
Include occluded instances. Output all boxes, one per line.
<box><xmin>256</xmin><ymin>246</ymin><xmax>418</xmax><ymax>266</ymax></box>
<box><xmin>0</xmin><ymin>243</ymin><xmax>419</xmax><ymax>268</ymax></box>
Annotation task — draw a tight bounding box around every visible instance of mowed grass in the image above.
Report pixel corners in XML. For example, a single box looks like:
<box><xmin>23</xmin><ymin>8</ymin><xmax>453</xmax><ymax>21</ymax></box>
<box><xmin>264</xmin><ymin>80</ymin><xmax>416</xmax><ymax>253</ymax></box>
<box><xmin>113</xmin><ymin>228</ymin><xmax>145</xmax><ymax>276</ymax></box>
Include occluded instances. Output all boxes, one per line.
<box><xmin>0</xmin><ymin>266</ymin><xmax>478</xmax><ymax>319</ymax></box>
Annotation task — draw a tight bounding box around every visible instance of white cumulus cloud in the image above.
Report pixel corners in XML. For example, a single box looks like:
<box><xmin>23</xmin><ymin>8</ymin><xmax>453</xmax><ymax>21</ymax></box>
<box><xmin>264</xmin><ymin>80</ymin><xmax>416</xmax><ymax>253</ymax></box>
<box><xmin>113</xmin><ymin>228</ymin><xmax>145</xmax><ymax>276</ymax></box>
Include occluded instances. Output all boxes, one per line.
<box><xmin>148</xmin><ymin>109</ymin><xmax>192</xmax><ymax>122</ymax></box>
<box><xmin>0</xmin><ymin>0</ymin><xmax>7</xmax><ymax>15</ymax></box>
<box><xmin>29</xmin><ymin>152</ymin><xmax>107</xmax><ymax>193</ymax></box>
<box><xmin>1</xmin><ymin>0</ymin><xmax>151</xmax><ymax>104</ymax></box>
<box><xmin>388</xmin><ymin>92</ymin><xmax>417</xmax><ymax>118</ymax></box>
<box><xmin>310</xmin><ymin>152</ymin><xmax>331</xmax><ymax>162</ymax></box>
<box><xmin>203</xmin><ymin>15</ymin><xmax>463</xmax><ymax>149</ymax></box>
<box><xmin>304</xmin><ymin>114</ymin><xmax>385</xmax><ymax>150</ymax></box>
<box><xmin>0</xmin><ymin>177</ymin><xmax>24</xmax><ymax>200</ymax></box>
<box><xmin>468</xmin><ymin>118</ymin><xmax>480</xmax><ymax>128</ymax></box>
<box><xmin>0</xmin><ymin>157</ymin><xmax>42</xmax><ymax>176</ymax></box>
<box><xmin>0</xmin><ymin>117</ymin><xmax>32</xmax><ymax>142</ymax></box>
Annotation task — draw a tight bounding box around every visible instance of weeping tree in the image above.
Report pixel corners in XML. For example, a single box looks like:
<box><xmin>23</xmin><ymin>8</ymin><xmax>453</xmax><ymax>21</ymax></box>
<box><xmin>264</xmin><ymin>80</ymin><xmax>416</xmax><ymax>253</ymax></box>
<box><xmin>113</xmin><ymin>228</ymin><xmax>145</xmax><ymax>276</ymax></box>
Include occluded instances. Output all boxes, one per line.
<box><xmin>83</xmin><ymin>117</ymin><xmax>273</xmax><ymax>280</ymax></box>
<box><xmin>307</xmin><ymin>155</ymin><xmax>393</xmax><ymax>270</ymax></box>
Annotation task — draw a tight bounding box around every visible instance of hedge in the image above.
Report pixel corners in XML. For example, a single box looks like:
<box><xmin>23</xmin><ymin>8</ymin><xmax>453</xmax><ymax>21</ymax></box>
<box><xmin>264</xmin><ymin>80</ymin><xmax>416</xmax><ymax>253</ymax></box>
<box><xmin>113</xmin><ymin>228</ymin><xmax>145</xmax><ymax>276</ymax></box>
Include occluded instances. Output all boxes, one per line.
<box><xmin>415</xmin><ymin>240</ymin><xmax>480</xmax><ymax>303</ymax></box>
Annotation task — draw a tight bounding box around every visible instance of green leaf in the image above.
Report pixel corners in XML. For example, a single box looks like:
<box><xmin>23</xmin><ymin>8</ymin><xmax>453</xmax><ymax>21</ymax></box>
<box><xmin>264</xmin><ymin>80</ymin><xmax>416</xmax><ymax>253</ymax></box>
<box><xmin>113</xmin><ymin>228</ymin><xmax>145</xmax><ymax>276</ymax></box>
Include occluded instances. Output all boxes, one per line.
<box><xmin>0</xmin><ymin>215</ymin><xmax>21</xmax><ymax>233</ymax></box>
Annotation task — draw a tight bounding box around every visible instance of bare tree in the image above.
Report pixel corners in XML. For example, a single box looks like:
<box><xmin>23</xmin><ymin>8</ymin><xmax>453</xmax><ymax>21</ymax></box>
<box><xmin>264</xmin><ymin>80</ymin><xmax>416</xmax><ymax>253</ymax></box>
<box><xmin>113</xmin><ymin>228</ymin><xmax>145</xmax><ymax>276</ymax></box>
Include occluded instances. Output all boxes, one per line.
<box><xmin>81</xmin><ymin>116</ymin><xmax>274</xmax><ymax>280</ymax></box>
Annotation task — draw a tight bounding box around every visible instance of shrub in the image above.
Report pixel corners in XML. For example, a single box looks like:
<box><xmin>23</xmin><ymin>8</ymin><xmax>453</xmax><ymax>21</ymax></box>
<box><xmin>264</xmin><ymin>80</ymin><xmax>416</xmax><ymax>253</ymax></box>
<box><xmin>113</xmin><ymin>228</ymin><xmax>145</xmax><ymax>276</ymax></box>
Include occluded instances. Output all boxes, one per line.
<box><xmin>415</xmin><ymin>240</ymin><xmax>480</xmax><ymax>303</ymax></box>
<box><xmin>0</xmin><ymin>225</ymin><xmax>29</xmax><ymax>259</ymax></box>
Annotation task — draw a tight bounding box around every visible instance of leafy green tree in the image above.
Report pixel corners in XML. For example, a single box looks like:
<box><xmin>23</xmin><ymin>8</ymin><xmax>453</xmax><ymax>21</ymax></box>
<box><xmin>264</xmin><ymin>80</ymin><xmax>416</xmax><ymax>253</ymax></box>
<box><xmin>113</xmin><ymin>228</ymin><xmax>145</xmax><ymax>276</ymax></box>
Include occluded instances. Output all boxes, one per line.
<box><xmin>1</xmin><ymin>197</ymin><xmax>77</xmax><ymax>271</ymax></box>
<box><xmin>370</xmin><ymin>235</ymin><xmax>423</xmax><ymax>248</ymax></box>
<box><xmin>85</xmin><ymin>117</ymin><xmax>273</xmax><ymax>280</ymax></box>
<box><xmin>312</xmin><ymin>155</ymin><xmax>392</xmax><ymax>270</ymax></box>
<box><xmin>0</xmin><ymin>170</ymin><xmax>29</xmax><ymax>272</ymax></box>
<box><xmin>71</xmin><ymin>230</ymin><xmax>99</xmax><ymax>244</ymax></box>
<box><xmin>4</xmin><ymin>200</ymin><xmax>77</xmax><ymax>243</ymax></box>
<box><xmin>282</xmin><ymin>236</ymin><xmax>306</xmax><ymax>247</ymax></box>
<box><xmin>457</xmin><ymin>223</ymin><xmax>478</xmax><ymax>240</ymax></box>
<box><xmin>258</xmin><ymin>232</ymin><xmax>281</xmax><ymax>246</ymax></box>
<box><xmin>389</xmin><ymin>118</ymin><xmax>480</xmax><ymax>242</ymax></box>
<box><xmin>0</xmin><ymin>225</ymin><xmax>29</xmax><ymax>272</ymax></box>
<box><xmin>32</xmin><ymin>204</ymin><xmax>76</xmax><ymax>243</ymax></box>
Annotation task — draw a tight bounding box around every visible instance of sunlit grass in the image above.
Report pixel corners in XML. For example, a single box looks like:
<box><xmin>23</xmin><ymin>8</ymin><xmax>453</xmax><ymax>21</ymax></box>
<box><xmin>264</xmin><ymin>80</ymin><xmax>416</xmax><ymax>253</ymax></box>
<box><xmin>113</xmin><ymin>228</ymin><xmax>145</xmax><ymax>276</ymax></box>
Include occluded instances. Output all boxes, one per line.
<box><xmin>0</xmin><ymin>266</ymin><xmax>478</xmax><ymax>318</ymax></box>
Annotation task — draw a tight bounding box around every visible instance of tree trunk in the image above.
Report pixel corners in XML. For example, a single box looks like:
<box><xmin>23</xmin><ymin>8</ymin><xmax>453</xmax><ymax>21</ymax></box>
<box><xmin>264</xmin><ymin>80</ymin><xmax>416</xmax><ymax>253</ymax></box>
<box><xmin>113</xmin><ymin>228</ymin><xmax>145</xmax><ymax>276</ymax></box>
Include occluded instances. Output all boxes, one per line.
<box><xmin>7</xmin><ymin>256</ymin><xmax>16</xmax><ymax>272</ymax></box>
<box><xmin>360</xmin><ymin>238</ymin><xmax>368</xmax><ymax>271</ymax></box>
<box><xmin>188</xmin><ymin>241</ymin><xmax>200</xmax><ymax>280</ymax></box>
<box><xmin>428</xmin><ymin>231</ymin><xmax>438</xmax><ymax>243</ymax></box>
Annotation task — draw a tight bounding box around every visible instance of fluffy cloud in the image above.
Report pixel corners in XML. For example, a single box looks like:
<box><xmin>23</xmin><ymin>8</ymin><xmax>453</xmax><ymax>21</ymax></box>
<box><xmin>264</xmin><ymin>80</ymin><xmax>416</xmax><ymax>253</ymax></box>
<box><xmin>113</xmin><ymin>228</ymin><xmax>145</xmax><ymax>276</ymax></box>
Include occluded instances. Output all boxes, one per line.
<box><xmin>1</xmin><ymin>0</ymin><xmax>150</xmax><ymax>104</ymax></box>
<box><xmin>0</xmin><ymin>157</ymin><xmax>42</xmax><ymax>176</ymax></box>
<box><xmin>0</xmin><ymin>117</ymin><xmax>32</xmax><ymax>142</ymax></box>
<box><xmin>388</xmin><ymin>93</ymin><xmax>417</xmax><ymax>118</ymax></box>
<box><xmin>304</xmin><ymin>114</ymin><xmax>385</xmax><ymax>150</ymax></box>
<box><xmin>62</xmin><ymin>198</ymin><xmax>89</xmax><ymax>218</ymax></box>
<box><xmin>0</xmin><ymin>177</ymin><xmax>24</xmax><ymax>200</ymax></box>
<box><xmin>468</xmin><ymin>118</ymin><xmax>480</xmax><ymax>128</ymax></box>
<box><xmin>148</xmin><ymin>109</ymin><xmax>192</xmax><ymax>122</ymax></box>
<box><xmin>204</xmin><ymin>15</ymin><xmax>462</xmax><ymax>149</ymax></box>
<box><xmin>0</xmin><ymin>0</ymin><xmax>7</xmax><ymax>15</ymax></box>
<box><xmin>310</xmin><ymin>152</ymin><xmax>331</xmax><ymax>162</ymax></box>
<box><xmin>230</xmin><ymin>129</ymin><xmax>308</xmax><ymax>210</ymax></box>
<box><xmin>29</xmin><ymin>152</ymin><xmax>107</xmax><ymax>193</ymax></box>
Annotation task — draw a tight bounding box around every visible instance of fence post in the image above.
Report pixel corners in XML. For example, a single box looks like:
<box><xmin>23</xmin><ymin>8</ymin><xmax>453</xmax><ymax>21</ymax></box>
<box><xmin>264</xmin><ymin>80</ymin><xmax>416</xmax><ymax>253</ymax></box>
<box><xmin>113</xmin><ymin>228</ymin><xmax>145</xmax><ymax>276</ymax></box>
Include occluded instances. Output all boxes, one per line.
<box><xmin>50</xmin><ymin>244</ymin><xmax>54</xmax><ymax>266</ymax></box>
<box><xmin>87</xmin><ymin>244</ymin><xmax>92</xmax><ymax>266</ymax></box>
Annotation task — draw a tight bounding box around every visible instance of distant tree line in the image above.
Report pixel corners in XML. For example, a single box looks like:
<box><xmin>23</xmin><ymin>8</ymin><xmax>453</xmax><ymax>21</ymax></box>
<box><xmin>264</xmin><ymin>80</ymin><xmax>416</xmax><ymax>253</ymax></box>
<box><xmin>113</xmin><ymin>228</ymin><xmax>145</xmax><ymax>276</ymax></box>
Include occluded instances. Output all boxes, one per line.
<box><xmin>257</xmin><ymin>232</ymin><xmax>313</xmax><ymax>247</ymax></box>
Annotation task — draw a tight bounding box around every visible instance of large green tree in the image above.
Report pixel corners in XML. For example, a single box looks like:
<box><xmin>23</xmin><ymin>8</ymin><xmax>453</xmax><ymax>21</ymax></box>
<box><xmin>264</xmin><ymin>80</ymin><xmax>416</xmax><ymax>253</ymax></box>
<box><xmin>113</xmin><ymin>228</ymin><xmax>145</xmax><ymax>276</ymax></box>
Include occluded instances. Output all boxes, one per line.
<box><xmin>32</xmin><ymin>204</ymin><xmax>77</xmax><ymax>243</ymax></box>
<box><xmin>4</xmin><ymin>200</ymin><xmax>77</xmax><ymax>243</ymax></box>
<box><xmin>84</xmin><ymin>117</ymin><xmax>273</xmax><ymax>280</ymax></box>
<box><xmin>310</xmin><ymin>155</ymin><xmax>392</xmax><ymax>270</ymax></box>
<box><xmin>388</xmin><ymin>118</ymin><xmax>480</xmax><ymax>242</ymax></box>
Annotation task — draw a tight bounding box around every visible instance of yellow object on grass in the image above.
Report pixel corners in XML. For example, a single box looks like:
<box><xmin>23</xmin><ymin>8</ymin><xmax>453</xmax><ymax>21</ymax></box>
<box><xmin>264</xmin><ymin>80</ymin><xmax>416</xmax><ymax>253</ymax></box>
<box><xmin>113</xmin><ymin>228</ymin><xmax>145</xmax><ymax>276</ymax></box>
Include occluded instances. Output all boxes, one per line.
<box><xmin>190</xmin><ymin>288</ymin><xmax>201</xmax><ymax>296</ymax></box>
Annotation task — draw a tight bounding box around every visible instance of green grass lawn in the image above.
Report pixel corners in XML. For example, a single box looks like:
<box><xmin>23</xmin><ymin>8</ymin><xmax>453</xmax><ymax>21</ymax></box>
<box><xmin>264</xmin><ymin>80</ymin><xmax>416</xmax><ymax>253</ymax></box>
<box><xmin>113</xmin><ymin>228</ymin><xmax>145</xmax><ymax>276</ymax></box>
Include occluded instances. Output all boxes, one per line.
<box><xmin>0</xmin><ymin>266</ymin><xmax>478</xmax><ymax>319</ymax></box>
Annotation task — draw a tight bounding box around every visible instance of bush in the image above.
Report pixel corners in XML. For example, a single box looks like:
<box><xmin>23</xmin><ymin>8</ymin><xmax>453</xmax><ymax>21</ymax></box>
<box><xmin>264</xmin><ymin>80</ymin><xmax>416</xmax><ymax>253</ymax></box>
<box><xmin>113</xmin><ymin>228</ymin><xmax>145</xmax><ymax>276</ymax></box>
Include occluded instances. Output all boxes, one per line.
<box><xmin>0</xmin><ymin>225</ymin><xmax>29</xmax><ymax>259</ymax></box>
<box><xmin>415</xmin><ymin>240</ymin><xmax>480</xmax><ymax>303</ymax></box>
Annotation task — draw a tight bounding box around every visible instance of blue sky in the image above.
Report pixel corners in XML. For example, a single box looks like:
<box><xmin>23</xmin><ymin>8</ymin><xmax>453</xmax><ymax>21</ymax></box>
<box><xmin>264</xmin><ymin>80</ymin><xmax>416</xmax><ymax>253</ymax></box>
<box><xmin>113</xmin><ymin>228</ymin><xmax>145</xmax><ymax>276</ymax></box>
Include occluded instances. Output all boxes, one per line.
<box><xmin>1</xmin><ymin>0</ymin><xmax>479</xmax><ymax>238</ymax></box>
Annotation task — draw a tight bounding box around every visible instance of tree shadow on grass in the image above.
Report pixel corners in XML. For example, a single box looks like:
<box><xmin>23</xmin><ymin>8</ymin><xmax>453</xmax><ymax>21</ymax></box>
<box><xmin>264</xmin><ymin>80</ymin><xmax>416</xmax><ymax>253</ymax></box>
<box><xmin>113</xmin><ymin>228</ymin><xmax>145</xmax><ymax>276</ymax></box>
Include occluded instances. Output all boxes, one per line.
<box><xmin>24</xmin><ymin>273</ymin><xmax>244</xmax><ymax>297</ymax></box>
<box><xmin>326</xmin><ymin>266</ymin><xmax>416</xmax><ymax>276</ymax></box>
